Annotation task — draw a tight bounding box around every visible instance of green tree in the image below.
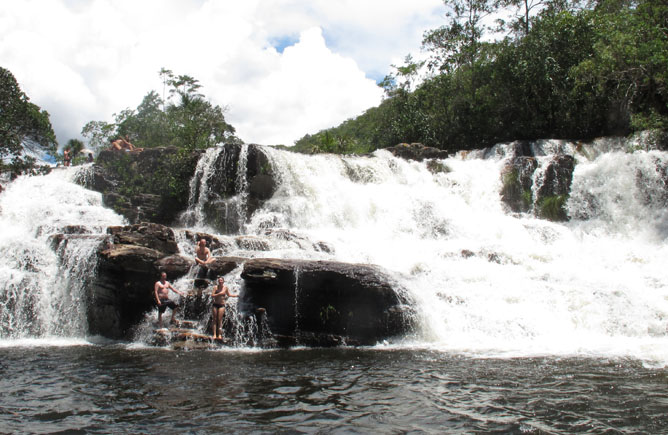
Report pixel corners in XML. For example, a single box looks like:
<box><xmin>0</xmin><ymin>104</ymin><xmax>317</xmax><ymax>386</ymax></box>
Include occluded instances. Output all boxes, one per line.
<box><xmin>81</xmin><ymin>120</ymin><xmax>115</xmax><ymax>151</ymax></box>
<box><xmin>422</xmin><ymin>0</ymin><xmax>499</xmax><ymax>73</ymax></box>
<box><xmin>82</xmin><ymin>69</ymin><xmax>239</xmax><ymax>151</ymax></box>
<box><xmin>0</xmin><ymin>67</ymin><xmax>57</xmax><ymax>177</ymax></box>
<box><xmin>572</xmin><ymin>0</ymin><xmax>668</xmax><ymax>131</ymax></box>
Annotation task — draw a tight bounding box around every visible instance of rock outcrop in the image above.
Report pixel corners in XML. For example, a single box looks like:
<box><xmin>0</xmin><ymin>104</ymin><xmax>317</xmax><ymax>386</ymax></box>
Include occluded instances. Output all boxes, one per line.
<box><xmin>385</xmin><ymin>142</ymin><xmax>450</xmax><ymax>161</ymax></box>
<box><xmin>84</xmin><ymin>223</ymin><xmax>415</xmax><ymax>346</ymax></box>
<box><xmin>239</xmin><ymin>258</ymin><xmax>415</xmax><ymax>346</ymax></box>
<box><xmin>84</xmin><ymin>143</ymin><xmax>279</xmax><ymax>230</ymax></box>
<box><xmin>85</xmin><ymin>146</ymin><xmax>203</xmax><ymax>225</ymax></box>
<box><xmin>499</xmin><ymin>141</ymin><xmax>575</xmax><ymax>221</ymax></box>
<box><xmin>500</xmin><ymin>156</ymin><xmax>538</xmax><ymax>213</ymax></box>
<box><xmin>88</xmin><ymin>223</ymin><xmax>184</xmax><ymax>338</ymax></box>
<box><xmin>190</xmin><ymin>144</ymin><xmax>278</xmax><ymax>233</ymax></box>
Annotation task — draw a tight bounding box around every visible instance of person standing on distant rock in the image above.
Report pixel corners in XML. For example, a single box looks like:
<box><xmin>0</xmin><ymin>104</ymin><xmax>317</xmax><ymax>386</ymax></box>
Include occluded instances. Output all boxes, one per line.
<box><xmin>154</xmin><ymin>272</ymin><xmax>186</xmax><ymax>328</ymax></box>
<box><xmin>63</xmin><ymin>148</ymin><xmax>71</xmax><ymax>166</ymax></box>
<box><xmin>195</xmin><ymin>238</ymin><xmax>215</xmax><ymax>266</ymax></box>
<box><xmin>211</xmin><ymin>276</ymin><xmax>238</xmax><ymax>340</ymax></box>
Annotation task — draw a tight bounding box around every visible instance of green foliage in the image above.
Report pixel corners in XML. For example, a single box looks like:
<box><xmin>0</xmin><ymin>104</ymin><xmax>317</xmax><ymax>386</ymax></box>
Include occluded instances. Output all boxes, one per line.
<box><xmin>571</xmin><ymin>0</ymin><xmax>668</xmax><ymax>132</ymax></box>
<box><xmin>295</xmin><ymin>0</ymin><xmax>666</xmax><ymax>154</ymax></box>
<box><xmin>100</xmin><ymin>150</ymin><xmax>191</xmax><ymax>200</ymax></box>
<box><xmin>538</xmin><ymin>194</ymin><xmax>569</xmax><ymax>221</ymax></box>
<box><xmin>422</xmin><ymin>0</ymin><xmax>498</xmax><ymax>73</ymax></box>
<box><xmin>66</xmin><ymin>138</ymin><xmax>84</xmax><ymax>155</ymax></box>
<box><xmin>0</xmin><ymin>67</ymin><xmax>57</xmax><ymax>177</ymax></box>
<box><xmin>81</xmin><ymin>120</ymin><xmax>116</xmax><ymax>151</ymax></box>
<box><xmin>82</xmin><ymin>69</ymin><xmax>240</xmax><ymax>152</ymax></box>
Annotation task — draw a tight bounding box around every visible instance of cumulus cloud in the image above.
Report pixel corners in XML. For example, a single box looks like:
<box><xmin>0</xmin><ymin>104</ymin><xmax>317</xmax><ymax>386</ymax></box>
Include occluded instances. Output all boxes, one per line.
<box><xmin>0</xmin><ymin>0</ymin><xmax>445</xmax><ymax>146</ymax></box>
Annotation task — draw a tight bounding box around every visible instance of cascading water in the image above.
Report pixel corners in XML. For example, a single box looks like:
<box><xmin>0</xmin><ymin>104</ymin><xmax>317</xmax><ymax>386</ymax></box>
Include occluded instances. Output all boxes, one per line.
<box><xmin>0</xmin><ymin>166</ymin><xmax>125</xmax><ymax>340</ymax></box>
<box><xmin>1</xmin><ymin>137</ymin><xmax>666</xmax><ymax>365</ymax></box>
<box><xmin>239</xmin><ymin>141</ymin><xmax>668</xmax><ymax>363</ymax></box>
<box><xmin>180</xmin><ymin>146</ymin><xmax>224</xmax><ymax>229</ymax></box>
<box><xmin>180</xmin><ymin>144</ymin><xmax>251</xmax><ymax>234</ymax></box>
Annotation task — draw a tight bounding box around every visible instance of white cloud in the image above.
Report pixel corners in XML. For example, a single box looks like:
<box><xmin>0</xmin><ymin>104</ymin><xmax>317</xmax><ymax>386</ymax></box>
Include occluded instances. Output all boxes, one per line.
<box><xmin>0</xmin><ymin>0</ymin><xmax>445</xmax><ymax>147</ymax></box>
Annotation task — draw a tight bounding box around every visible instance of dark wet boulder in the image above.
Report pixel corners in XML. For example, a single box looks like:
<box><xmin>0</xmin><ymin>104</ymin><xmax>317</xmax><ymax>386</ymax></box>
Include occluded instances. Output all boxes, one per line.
<box><xmin>156</xmin><ymin>254</ymin><xmax>193</xmax><ymax>277</ymax></box>
<box><xmin>246</xmin><ymin>144</ymin><xmax>278</xmax><ymax>212</ymax></box>
<box><xmin>192</xmin><ymin>256</ymin><xmax>247</xmax><ymax>288</ymax></box>
<box><xmin>535</xmin><ymin>155</ymin><xmax>575</xmax><ymax>221</ymax></box>
<box><xmin>385</xmin><ymin>143</ymin><xmax>449</xmax><ymax>161</ymax></box>
<box><xmin>88</xmin><ymin>221</ymin><xmax>248</xmax><ymax>339</ymax></box>
<box><xmin>239</xmin><ymin>258</ymin><xmax>415</xmax><ymax>346</ymax></box>
<box><xmin>500</xmin><ymin>156</ymin><xmax>538</xmax><ymax>213</ymax></box>
<box><xmin>89</xmin><ymin>223</ymin><xmax>188</xmax><ymax>338</ymax></box>
<box><xmin>182</xmin><ymin>230</ymin><xmax>234</xmax><ymax>253</ymax></box>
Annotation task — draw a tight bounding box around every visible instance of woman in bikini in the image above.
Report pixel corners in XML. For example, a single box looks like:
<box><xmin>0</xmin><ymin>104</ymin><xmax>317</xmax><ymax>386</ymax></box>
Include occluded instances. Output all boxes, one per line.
<box><xmin>211</xmin><ymin>276</ymin><xmax>238</xmax><ymax>340</ymax></box>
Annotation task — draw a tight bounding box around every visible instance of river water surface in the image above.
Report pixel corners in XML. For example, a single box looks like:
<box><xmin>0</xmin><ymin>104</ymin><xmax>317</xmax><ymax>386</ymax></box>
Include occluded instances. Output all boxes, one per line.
<box><xmin>1</xmin><ymin>344</ymin><xmax>666</xmax><ymax>433</ymax></box>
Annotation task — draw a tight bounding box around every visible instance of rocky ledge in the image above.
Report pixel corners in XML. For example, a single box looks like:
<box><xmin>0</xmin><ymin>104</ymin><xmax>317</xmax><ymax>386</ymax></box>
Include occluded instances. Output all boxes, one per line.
<box><xmin>77</xmin><ymin>222</ymin><xmax>414</xmax><ymax>346</ymax></box>
<box><xmin>385</xmin><ymin>142</ymin><xmax>450</xmax><ymax>161</ymax></box>
<box><xmin>82</xmin><ymin>144</ymin><xmax>278</xmax><ymax>232</ymax></box>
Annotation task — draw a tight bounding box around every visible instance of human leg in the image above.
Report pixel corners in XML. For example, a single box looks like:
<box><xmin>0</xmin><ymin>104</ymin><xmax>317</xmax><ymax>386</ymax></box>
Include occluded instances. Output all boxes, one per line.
<box><xmin>169</xmin><ymin>305</ymin><xmax>179</xmax><ymax>325</ymax></box>
<box><xmin>157</xmin><ymin>304</ymin><xmax>167</xmax><ymax>328</ymax></box>
<box><xmin>211</xmin><ymin>306</ymin><xmax>219</xmax><ymax>338</ymax></box>
<box><xmin>216</xmin><ymin>306</ymin><xmax>225</xmax><ymax>339</ymax></box>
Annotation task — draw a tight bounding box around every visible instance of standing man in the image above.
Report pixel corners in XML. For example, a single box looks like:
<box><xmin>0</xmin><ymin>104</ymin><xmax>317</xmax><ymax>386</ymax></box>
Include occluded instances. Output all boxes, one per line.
<box><xmin>195</xmin><ymin>238</ymin><xmax>215</xmax><ymax>266</ymax></box>
<box><xmin>154</xmin><ymin>272</ymin><xmax>186</xmax><ymax>328</ymax></box>
<box><xmin>63</xmin><ymin>148</ymin><xmax>71</xmax><ymax>166</ymax></box>
<box><xmin>211</xmin><ymin>276</ymin><xmax>238</xmax><ymax>340</ymax></box>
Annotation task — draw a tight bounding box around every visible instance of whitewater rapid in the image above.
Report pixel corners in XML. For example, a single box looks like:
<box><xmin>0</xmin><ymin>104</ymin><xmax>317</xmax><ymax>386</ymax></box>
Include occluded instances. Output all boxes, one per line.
<box><xmin>244</xmin><ymin>143</ymin><xmax>668</xmax><ymax>364</ymax></box>
<box><xmin>0</xmin><ymin>141</ymin><xmax>667</xmax><ymax>366</ymax></box>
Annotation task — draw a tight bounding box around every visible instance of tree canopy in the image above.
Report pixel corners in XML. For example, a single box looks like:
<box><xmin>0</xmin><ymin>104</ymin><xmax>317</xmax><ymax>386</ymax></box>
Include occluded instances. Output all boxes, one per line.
<box><xmin>294</xmin><ymin>0</ymin><xmax>667</xmax><ymax>154</ymax></box>
<box><xmin>0</xmin><ymin>67</ymin><xmax>57</xmax><ymax>177</ymax></box>
<box><xmin>82</xmin><ymin>70</ymin><xmax>239</xmax><ymax>152</ymax></box>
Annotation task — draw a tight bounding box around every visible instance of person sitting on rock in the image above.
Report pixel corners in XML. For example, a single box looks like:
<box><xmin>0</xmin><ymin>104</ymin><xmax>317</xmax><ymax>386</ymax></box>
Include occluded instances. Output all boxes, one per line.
<box><xmin>211</xmin><ymin>276</ymin><xmax>238</xmax><ymax>340</ymax></box>
<box><xmin>195</xmin><ymin>238</ymin><xmax>215</xmax><ymax>267</ymax></box>
<box><xmin>110</xmin><ymin>135</ymin><xmax>143</xmax><ymax>152</ymax></box>
<box><xmin>154</xmin><ymin>271</ymin><xmax>186</xmax><ymax>328</ymax></box>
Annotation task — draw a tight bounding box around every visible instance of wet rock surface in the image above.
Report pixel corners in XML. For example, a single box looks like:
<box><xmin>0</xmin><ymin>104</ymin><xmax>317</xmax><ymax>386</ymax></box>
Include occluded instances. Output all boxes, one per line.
<box><xmin>240</xmin><ymin>258</ymin><xmax>415</xmax><ymax>346</ymax></box>
<box><xmin>385</xmin><ymin>143</ymin><xmax>450</xmax><ymax>161</ymax></box>
<box><xmin>87</xmin><ymin>224</ymin><xmax>415</xmax><ymax>346</ymax></box>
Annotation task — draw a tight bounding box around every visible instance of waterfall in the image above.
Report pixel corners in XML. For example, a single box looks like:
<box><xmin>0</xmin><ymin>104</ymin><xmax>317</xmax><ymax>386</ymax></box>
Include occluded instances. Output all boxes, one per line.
<box><xmin>179</xmin><ymin>143</ymin><xmax>251</xmax><ymax>234</ymax></box>
<box><xmin>0</xmin><ymin>167</ymin><xmax>124</xmax><ymax>339</ymax></box>
<box><xmin>180</xmin><ymin>146</ymin><xmax>224</xmax><ymax>229</ymax></box>
<box><xmin>1</xmin><ymin>135</ymin><xmax>666</xmax><ymax>363</ymax></box>
<box><xmin>245</xmin><ymin>141</ymin><xmax>668</xmax><ymax>361</ymax></box>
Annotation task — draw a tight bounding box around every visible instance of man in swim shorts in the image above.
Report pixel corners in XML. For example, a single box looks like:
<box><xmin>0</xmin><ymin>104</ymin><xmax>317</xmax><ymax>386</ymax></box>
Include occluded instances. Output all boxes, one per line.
<box><xmin>195</xmin><ymin>238</ymin><xmax>216</xmax><ymax>266</ymax></box>
<box><xmin>154</xmin><ymin>272</ymin><xmax>186</xmax><ymax>328</ymax></box>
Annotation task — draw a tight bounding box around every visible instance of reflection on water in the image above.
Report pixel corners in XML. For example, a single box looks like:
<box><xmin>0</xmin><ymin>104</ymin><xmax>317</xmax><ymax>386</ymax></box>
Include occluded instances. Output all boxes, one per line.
<box><xmin>0</xmin><ymin>346</ymin><xmax>666</xmax><ymax>433</ymax></box>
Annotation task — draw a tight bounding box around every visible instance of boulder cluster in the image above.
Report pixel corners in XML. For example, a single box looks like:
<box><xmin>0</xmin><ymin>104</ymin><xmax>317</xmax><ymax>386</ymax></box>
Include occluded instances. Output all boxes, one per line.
<box><xmin>67</xmin><ymin>144</ymin><xmax>419</xmax><ymax>347</ymax></box>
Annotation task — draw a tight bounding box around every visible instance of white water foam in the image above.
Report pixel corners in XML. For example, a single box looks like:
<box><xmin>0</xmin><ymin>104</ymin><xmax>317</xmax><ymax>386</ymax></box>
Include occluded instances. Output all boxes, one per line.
<box><xmin>2</xmin><ymin>140</ymin><xmax>667</xmax><ymax>366</ymax></box>
<box><xmin>0</xmin><ymin>167</ymin><xmax>125</xmax><ymax>339</ymax></box>
<box><xmin>243</xmin><ymin>144</ymin><xmax>668</xmax><ymax>365</ymax></box>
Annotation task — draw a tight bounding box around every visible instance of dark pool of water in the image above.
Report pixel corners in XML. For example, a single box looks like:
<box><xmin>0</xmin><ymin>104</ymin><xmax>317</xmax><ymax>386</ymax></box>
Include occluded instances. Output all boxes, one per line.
<box><xmin>0</xmin><ymin>345</ymin><xmax>666</xmax><ymax>433</ymax></box>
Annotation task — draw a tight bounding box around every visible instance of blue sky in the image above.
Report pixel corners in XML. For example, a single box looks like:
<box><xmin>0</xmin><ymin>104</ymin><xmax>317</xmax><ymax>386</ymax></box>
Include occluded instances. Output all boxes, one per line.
<box><xmin>1</xmin><ymin>0</ymin><xmax>446</xmax><ymax>147</ymax></box>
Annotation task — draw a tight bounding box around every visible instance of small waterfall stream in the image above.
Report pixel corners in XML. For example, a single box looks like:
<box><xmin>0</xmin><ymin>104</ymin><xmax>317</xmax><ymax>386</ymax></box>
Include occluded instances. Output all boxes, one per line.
<box><xmin>0</xmin><ymin>166</ymin><xmax>124</xmax><ymax>339</ymax></box>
